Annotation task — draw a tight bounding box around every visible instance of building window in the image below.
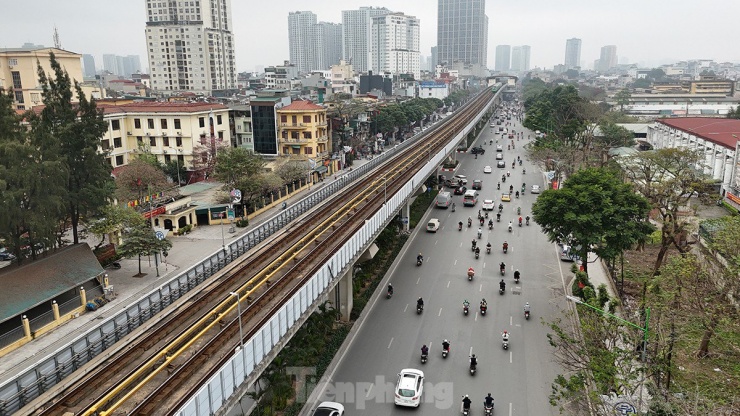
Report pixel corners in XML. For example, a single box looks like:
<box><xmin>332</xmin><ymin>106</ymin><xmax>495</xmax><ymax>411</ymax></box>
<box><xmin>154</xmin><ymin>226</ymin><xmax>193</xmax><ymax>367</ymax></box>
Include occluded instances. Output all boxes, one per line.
<box><xmin>218</xmin><ymin>131</ymin><xmax>224</xmax><ymax>139</ymax></box>
<box><xmin>303</xmin><ymin>115</ymin><xmax>311</xmax><ymax>123</ymax></box>
<box><xmin>115</xmin><ymin>155</ymin><xmax>124</xmax><ymax>165</ymax></box>
<box><xmin>111</xmin><ymin>119</ymin><xmax>120</xmax><ymax>130</ymax></box>
<box><xmin>8</xmin><ymin>58</ymin><xmax>18</xmax><ymax>66</ymax></box>
<box><xmin>161</xmin><ymin>119</ymin><xmax>168</xmax><ymax>129</ymax></box>
<box><xmin>175</xmin><ymin>137</ymin><xmax>182</xmax><ymax>147</ymax></box>
<box><xmin>14</xmin><ymin>91</ymin><xmax>24</xmax><ymax>103</ymax></box>
<box><xmin>114</xmin><ymin>137</ymin><xmax>122</xmax><ymax>148</ymax></box>
<box><xmin>303</xmin><ymin>132</ymin><xmax>312</xmax><ymax>139</ymax></box>
<box><xmin>280</xmin><ymin>115</ymin><xmax>287</xmax><ymax>123</ymax></box>
<box><xmin>11</xmin><ymin>71</ymin><xmax>22</xmax><ymax>89</ymax></box>
<box><xmin>30</xmin><ymin>93</ymin><xmax>41</xmax><ymax>103</ymax></box>
<box><xmin>305</xmin><ymin>147</ymin><xmax>313</xmax><ymax>155</ymax></box>
<box><xmin>174</xmin><ymin>118</ymin><xmax>181</xmax><ymax>129</ymax></box>
<box><xmin>134</xmin><ymin>118</ymin><xmax>141</xmax><ymax>128</ymax></box>
<box><xmin>148</xmin><ymin>118</ymin><xmax>155</xmax><ymax>129</ymax></box>
<box><xmin>199</xmin><ymin>117</ymin><xmax>205</xmax><ymax>127</ymax></box>
<box><xmin>164</xmin><ymin>154</ymin><xmax>171</xmax><ymax>163</ymax></box>
<box><xmin>101</xmin><ymin>139</ymin><xmax>110</xmax><ymax>150</ymax></box>
<box><xmin>163</xmin><ymin>136</ymin><xmax>170</xmax><ymax>146</ymax></box>
<box><xmin>136</xmin><ymin>137</ymin><xmax>143</xmax><ymax>146</ymax></box>
<box><xmin>150</xmin><ymin>137</ymin><xmax>156</xmax><ymax>146</ymax></box>
<box><xmin>217</xmin><ymin>114</ymin><xmax>222</xmax><ymax>124</ymax></box>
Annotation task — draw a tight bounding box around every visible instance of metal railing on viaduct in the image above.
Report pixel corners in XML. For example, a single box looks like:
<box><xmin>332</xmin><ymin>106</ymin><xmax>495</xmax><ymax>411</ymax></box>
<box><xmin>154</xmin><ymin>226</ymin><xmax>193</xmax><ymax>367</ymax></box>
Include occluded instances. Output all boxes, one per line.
<box><xmin>0</xmin><ymin>86</ymin><xmax>502</xmax><ymax>416</ymax></box>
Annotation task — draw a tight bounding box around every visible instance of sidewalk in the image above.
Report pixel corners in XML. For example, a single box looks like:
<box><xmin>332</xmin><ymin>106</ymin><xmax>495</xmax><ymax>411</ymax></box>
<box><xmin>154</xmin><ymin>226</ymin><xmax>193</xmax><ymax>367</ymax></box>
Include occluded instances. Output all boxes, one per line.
<box><xmin>0</xmin><ymin>159</ymin><xmax>371</xmax><ymax>385</ymax></box>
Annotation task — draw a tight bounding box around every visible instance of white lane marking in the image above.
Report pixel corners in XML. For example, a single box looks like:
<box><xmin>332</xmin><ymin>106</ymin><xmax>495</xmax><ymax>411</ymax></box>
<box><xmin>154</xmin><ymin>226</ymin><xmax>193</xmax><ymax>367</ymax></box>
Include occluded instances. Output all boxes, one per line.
<box><xmin>479</xmin><ymin>284</ymin><xmax>483</xmax><ymax>292</ymax></box>
<box><xmin>454</xmin><ymin>259</ymin><xmax>458</xmax><ymax>266</ymax></box>
<box><xmin>438</xmin><ymin>308</ymin><xmax>442</xmax><ymax>316</ymax></box>
<box><xmin>510</xmin><ymin>315</ymin><xmax>513</xmax><ymax>326</ymax></box>
<box><xmin>509</xmin><ymin>402</ymin><xmax>513</xmax><ymax>415</ymax></box>
<box><xmin>469</xmin><ymin>346</ymin><xmax>473</xmax><ymax>356</ymax></box>
<box><xmin>416</xmin><ymin>277</ymin><xmax>420</xmax><ymax>285</ymax></box>
<box><xmin>404</xmin><ymin>304</ymin><xmax>408</xmax><ymax>313</ymax></box>
<box><xmin>510</xmin><ymin>351</ymin><xmax>513</xmax><ymax>364</ymax></box>
<box><xmin>388</xmin><ymin>338</ymin><xmax>394</xmax><ymax>349</ymax></box>
<box><xmin>483</xmin><ymin>262</ymin><xmax>486</xmax><ymax>269</ymax></box>
<box><xmin>435</xmin><ymin>240</ymin><xmax>438</xmax><ymax>245</ymax></box>
<box><xmin>366</xmin><ymin>383</ymin><xmax>374</xmax><ymax>398</ymax></box>
<box><xmin>475</xmin><ymin>313</ymin><xmax>478</xmax><ymax>321</ymax></box>
<box><xmin>447</xmin><ymin>281</ymin><xmax>451</xmax><ymax>288</ymax></box>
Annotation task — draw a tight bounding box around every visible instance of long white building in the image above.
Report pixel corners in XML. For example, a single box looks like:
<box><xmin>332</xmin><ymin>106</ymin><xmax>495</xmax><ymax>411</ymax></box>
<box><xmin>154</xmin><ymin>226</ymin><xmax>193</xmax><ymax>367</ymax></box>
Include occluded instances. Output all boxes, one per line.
<box><xmin>288</xmin><ymin>11</ymin><xmax>318</xmax><ymax>74</ymax></box>
<box><xmin>370</xmin><ymin>12</ymin><xmax>420</xmax><ymax>79</ymax></box>
<box><xmin>145</xmin><ymin>0</ymin><xmax>236</xmax><ymax>95</ymax></box>
<box><xmin>342</xmin><ymin>7</ymin><xmax>391</xmax><ymax>73</ymax></box>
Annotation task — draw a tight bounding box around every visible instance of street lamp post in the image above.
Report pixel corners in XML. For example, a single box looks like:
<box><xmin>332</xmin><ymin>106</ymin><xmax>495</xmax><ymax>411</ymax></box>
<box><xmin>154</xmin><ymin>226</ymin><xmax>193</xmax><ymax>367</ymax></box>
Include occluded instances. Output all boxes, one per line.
<box><xmin>230</xmin><ymin>292</ymin><xmax>244</xmax><ymax>350</ymax></box>
<box><xmin>171</xmin><ymin>147</ymin><xmax>182</xmax><ymax>187</ymax></box>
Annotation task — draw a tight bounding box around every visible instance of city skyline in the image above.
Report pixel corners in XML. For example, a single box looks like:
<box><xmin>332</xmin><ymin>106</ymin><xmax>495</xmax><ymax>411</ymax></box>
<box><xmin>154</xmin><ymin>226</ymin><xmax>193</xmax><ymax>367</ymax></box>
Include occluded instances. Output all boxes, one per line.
<box><xmin>3</xmin><ymin>1</ymin><xmax>740</xmax><ymax>73</ymax></box>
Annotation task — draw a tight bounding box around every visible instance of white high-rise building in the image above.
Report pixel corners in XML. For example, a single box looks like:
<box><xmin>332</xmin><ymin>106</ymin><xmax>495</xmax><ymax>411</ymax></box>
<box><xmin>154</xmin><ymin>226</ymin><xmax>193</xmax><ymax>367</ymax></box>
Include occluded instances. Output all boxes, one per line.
<box><xmin>370</xmin><ymin>12</ymin><xmax>420</xmax><ymax>79</ymax></box>
<box><xmin>145</xmin><ymin>0</ymin><xmax>236</xmax><ymax>94</ymax></box>
<box><xmin>494</xmin><ymin>45</ymin><xmax>510</xmax><ymax>71</ymax></box>
<box><xmin>288</xmin><ymin>11</ymin><xmax>318</xmax><ymax>73</ymax></box>
<box><xmin>316</xmin><ymin>22</ymin><xmax>343</xmax><ymax>70</ymax></box>
<box><xmin>342</xmin><ymin>7</ymin><xmax>391</xmax><ymax>73</ymax></box>
<box><xmin>565</xmin><ymin>38</ymin><xmax>581</xmax><ymax>70</ymax></box>
<box><xmin>510</xmin><ymin>45</ymin><xmax>530</xmax><ymax>71</ymax></box>
<box><xmin>599</xmin><ymin>45</ymin><xmax>618</xmax><ymax>72</ymax></box>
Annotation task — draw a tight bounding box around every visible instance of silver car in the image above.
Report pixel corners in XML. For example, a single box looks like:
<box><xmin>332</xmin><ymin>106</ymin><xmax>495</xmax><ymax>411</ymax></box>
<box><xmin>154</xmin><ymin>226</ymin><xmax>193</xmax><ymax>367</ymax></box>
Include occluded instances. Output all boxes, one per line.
<box><xmin>531</xmin><ymin>185</ymin><xmax>541</xmax><ymax>194</ymax></box>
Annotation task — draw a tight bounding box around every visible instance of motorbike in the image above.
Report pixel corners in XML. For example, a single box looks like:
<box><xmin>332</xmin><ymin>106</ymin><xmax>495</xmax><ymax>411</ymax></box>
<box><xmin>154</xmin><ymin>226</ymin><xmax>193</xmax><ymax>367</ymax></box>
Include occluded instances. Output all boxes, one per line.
<box><xmin>477</xmin><ymin>230</ymin><xmax>482</xmax><ymax>239</ymax></box>
<box><xmin>514</xmin><ymin>275</ymin><xmax>520</xmax><ymax>284</ymax></box>
<box><xmin>518</xmin><ymin>220</ymin><xmax>522</xmax><ymax>227</ymax></box>
<box><xmin>515</xmin><ymin>192</ymin><xmax>519</xmax><ymax>199</ymax></box>
<box><xmin>463</xmin><ymin>304</ymin><xmax>470</xmax><ymax>315</ymax></box>
<box><xmin>468</xmin><ymin>219</ymin><xmax>472</xmax><ymax>227</ymax></box>
<box><xmin>506</xmin><ymin>171</ymin><xmax>510</xmax><ymax>177</ymax></box>
<box><xmin>496</xmin><ymin>214</ymin><xmax>501</xmax><ymax>222</ymax></box>
<box><xmin>467</xmin><ymin>269</ymin><xmax>475</xmax><ymax>281</ymax></box>
<box><xmin>480</xmin><ymin>304</ymin><xmax>487</xmax><ymax>315</ymax></box>
<box><xmin>526</xmin><ymin>217</ymin><xmax>530</xmax><ymax>226</ymax></box>
<box><xmin>497</xmin><ymin>183</ymin><xmax>500</xmax><ymax>190</ymax></box>
<box><xmin>475</xmin><ymin>251</ymin><xmax>480</xmax><ymax>259</ymax></box>
<box><xmin>499</xmin><ymin>286</ymin><xmax>505</xmax><ymax>295</ymax></box>
<box><xmin>452</xmin><ymin>205</ymin><xmax>456</xmax><ymax>212</ymax></box>
<box><xmin>485</xmin><ymin>211</ymin><xmax>489</xmax><ymax>219</ymax></box>
<box><xmin>488</xmin><ymin>222</ymin><xmax>493</xmax><ymax>230</ymax></box>
<box><xmin>486</xmin><ymin>246</ymin><xmax>491</xmax><ymax>254</ymax></box>
<box><xmin>502</xmin><ymin>338</ymin><xmax>509</xmax><ymax>350</ymax></box>
<box><xmin>459</xmin><ymin>223</ymin><xmax>463</xmax><ymax>231</ymax></box>
<box><xmin>417</xmin><ymin>258</ymin><xmax>423</xmax><ymax>266</ymax></box>
<box><xmin>109</xmin><ymin>261</ymin><xmax>122</xmax><ymax>270</ymax></box>
<box><xmin>508</xmin><ymin>224</ymin><xmax>513</xmax><ymax>232</ymax></box>
<box><xmin>500</xmin><ymin>267</ymin><xmax>506</xmax><ymax>276</ymax></box>
<box><xmin>484</xmin><ymin>404</ymin><xmax>494</xmax><ymax>416</ymax></box>
<box><xmin>387</xmin><ymin>289</ymin><xmax>393</xmax><ymax>299</ymax></box>
<box><xmin>501</xmin><ymin>176</ymin><xmax>506</xmax><ymax>183</ymax></box>
<box><xmin>417</xmin><ymin>304</ymin><xmax>423</xmax><ymax>314</ymax></box>
<box><xmin>470</xmin><ymin>363</ymin><xmax>477</xmax><ymax>375</ymax></box>
<box><xmin>525</xmin><ymin>310</ymin><xmax>530</xmax><ymax>320</ymax></box>
<box><xmin>523</xmin><ymin>168</ymin><xmax>526</xmax><ymax>174</ymax></box>
<box><xmin>421</xmin><ymin>353</ymin><xmax>428</xmax><ymax>364</ymax></box>
<box><xmin>443</xmin><ymin>347</ymin><xmax>450</xmax><ymax>358</ymax></box>
<box><xmin>498</xmin><ymin>205</ymin><xmax>504</xmax><ymax>213</ymax></box>
<box><xmin>503</xmin><ymin>245</ymin><xmax>508</xmax><ymax>253</ymax></box>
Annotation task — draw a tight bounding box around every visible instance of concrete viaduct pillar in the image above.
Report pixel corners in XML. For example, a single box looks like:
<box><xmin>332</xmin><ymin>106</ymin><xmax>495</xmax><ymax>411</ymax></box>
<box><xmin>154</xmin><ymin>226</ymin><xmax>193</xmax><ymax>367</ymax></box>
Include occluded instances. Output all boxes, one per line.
<box><xmin>336</xmin><ymin>264</ymin><xmax>354</xmax><ymax>322</ymax></box>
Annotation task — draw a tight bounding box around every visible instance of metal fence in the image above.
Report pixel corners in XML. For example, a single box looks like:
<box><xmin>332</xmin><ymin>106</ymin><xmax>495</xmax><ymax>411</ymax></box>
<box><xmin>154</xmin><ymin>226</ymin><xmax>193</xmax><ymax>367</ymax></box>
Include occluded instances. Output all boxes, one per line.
<box><xmin>0</xmin><ymin>91</ymin><xmax>499</xmax><ymax>416</ymax></box>
<box><xmin>0</xmin><ymin>326</ymin><xmax>25</xmax><ymax>350</ymax></box>
<box><xmin>28</xmin><ymin>311</ymin><xmax>55</xmax><ymax>335</ymax></box>
<box><xmin>58</xmin><ymin>296</ymin><xmax>82</xmax><ymax>316</ymax></box>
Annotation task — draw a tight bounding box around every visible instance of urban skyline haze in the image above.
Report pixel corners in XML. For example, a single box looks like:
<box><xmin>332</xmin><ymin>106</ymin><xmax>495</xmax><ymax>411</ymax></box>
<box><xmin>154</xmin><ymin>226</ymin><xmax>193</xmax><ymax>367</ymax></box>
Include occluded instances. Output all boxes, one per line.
<box><xmin>3</xmin><ymin>0</ymin><xmax>739</xmax><ymax>73</ymax></box>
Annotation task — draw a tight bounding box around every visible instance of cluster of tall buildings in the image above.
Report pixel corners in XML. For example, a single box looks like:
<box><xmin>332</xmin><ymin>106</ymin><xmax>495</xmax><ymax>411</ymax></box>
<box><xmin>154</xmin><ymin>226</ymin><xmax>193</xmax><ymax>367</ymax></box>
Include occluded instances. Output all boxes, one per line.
<box><xmin>563</xmin><ymin>38</ymin><xmax>619</xmax><ymax>73</ymax></box>
<box><xmin>288</xmin><ymin>7</ymin><xmax>420</xmax><ymax>79</ymax></box>
<box><xmin>494</xmin><ymin>45</ymin><xmax>530</xmax><ymax>72</ymax></box>
<box><xmin>80</xmin><ymin>54</ymin><xmax>141</xmax><ymax>78</ymax></box>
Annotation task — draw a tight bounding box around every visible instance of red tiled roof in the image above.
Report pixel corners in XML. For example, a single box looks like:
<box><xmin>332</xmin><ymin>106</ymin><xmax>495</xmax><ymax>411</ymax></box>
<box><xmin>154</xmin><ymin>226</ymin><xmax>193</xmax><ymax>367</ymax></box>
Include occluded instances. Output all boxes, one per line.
<box><xmin>657</xmin><ymin>118</ymin><xmax>740</xmax><ymax>150</ymax></box>
<box><xmin>280</xmin><ymin>100</ymin><xmax>324</xmax><ymax>111</ymax></box>
<box><xmin>98</xmin><ymin>101</ymin><xmax>228</xmax><ymax>115</ymax></box>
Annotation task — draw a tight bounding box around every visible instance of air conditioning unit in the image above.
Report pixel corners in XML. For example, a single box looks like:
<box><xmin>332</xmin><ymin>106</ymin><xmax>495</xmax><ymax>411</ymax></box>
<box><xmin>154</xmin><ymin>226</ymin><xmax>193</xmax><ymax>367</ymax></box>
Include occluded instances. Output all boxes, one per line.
<box><xmin>177</xmin><ymin>131</ymin><xmax>182</xmax><ymax>136</ymax></box>
<box><xmin>145</xmin><ymin>132</ymin><xmax>151</xmax><ymax>136</ymax></box>
<box><xmin>127</xmin><ymin>132</ymin><xmax>132</xmax><ymax>135</ymax></box>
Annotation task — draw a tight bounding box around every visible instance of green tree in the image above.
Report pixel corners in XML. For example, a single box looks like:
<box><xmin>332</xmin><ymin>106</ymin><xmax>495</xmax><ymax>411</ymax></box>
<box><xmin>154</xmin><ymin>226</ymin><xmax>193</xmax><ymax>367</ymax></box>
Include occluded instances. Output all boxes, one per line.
<box><xmin>621</xmin><ymin>148</ymin><xmax>715</xmax><ymax>275</ymax></box>
<box><xmin>162</xmin><ymin>160</ymin><xmax>187</xmax><ymax>186</ymax></box>
<box><xmin>276</xmin><ymin>160</ymin><xmax>309</xmax><ymax>184</ymax></box>
<box><xmin>597</xmin><ymin>121</ymin><xmax>635</xmax><ymax>148</ymax></box>
<box><xmin>87</xmin><ymin>205</ymin><xmax>145</xmax><ymax>249</ymax></box>
<box><xmin>116</xmin><ymin>223</ymin><xmax>173</xmax><ymax>276</ymax></box>
<box><xmin>0</xmin><ymin>88</ymin><xmax>67</xmax><ymax>262</ymax></box>
<box><xmin>614</xmin><ymin>88</ymin><xmax>632</xmax><ymax>112</ymax></box>
<box><xmin>647</xmin><ymin>68</ymin><xmax>666</xmax><ymax>82</ymax></box>
<box><xmin>531</xmin><ymin>168</ymin><xmax>653</xmax><ymax>273</ymax></box>
<box><xmin>564</xmin><ymin>69</ymin><xmax>580</xmax><ymax>79</ymax></box>
<box><xmin>29</xmin><ymin>52</ymin><xmax>114</xmax><ymax>245</ymax></box>
<box><xmin>726</xmin><ymin>106</ymin><xmax>740</xmax><ymax>120</ymax></box>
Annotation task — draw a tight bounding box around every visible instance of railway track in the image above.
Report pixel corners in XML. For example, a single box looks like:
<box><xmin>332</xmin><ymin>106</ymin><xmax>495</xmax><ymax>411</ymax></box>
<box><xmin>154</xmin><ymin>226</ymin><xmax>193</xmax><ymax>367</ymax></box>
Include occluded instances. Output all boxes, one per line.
<box><xmin>32</xmin><ymin>89</ymin><xmax>494</xmax><ymax>416</ymax></box>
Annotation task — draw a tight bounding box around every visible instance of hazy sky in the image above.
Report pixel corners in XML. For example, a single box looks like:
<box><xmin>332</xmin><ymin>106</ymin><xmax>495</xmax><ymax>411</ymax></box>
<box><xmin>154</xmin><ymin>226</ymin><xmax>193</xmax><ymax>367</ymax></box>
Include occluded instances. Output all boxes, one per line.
<box><xmin>3</xmin><ymin>0</ymin><xmax>739</xmax><ymax>73</ymax></box>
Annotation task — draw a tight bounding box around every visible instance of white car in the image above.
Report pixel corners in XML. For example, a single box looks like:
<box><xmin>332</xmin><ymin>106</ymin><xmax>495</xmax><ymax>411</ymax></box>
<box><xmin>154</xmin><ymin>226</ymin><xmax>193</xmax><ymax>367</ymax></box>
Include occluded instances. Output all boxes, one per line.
<box><xmin>453</xmin><ymin>175</ymin><xmax>468</xmax><ymax>185</ymax></box>
<box><xmin>482</xmin><ymin>199</ymin><xmax>495</xmax><ymax>211</ymax></box>
<box><xmin>496</xmin><ymin>153</ymin><xmax>503</xmax><ymax>160</ymax></box>
<box><xmin>483</xmin><ymin>166</ymin><xmax>492</xmax><ymax>174</ymax></box>
<box><xmin>426</xmin><ymin>218</ymin><xmax>440</xmax><ymax>232</ymax></box>
<box><xmin>395</xmin><ymin>369</ymin><xmax>424</xmax><ymax>407</ymax></box>
<box><xmin>312</xmin><ymin>402</ymin><xmax>345</xmax><ymax>416</ymax></box>
<box><xmin>531</xmin><ymin>185</ymin><xmax>541</xmax><ymax>194</ymax></box>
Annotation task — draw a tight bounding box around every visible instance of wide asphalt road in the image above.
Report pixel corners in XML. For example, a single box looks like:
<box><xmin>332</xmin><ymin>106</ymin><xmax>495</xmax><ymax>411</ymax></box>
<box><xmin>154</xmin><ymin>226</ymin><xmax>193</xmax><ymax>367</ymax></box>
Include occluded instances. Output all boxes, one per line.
<box><xmin>312</xmin><ymin>109</ymin><xmax>571</xmax><ymax>415</ymax></box>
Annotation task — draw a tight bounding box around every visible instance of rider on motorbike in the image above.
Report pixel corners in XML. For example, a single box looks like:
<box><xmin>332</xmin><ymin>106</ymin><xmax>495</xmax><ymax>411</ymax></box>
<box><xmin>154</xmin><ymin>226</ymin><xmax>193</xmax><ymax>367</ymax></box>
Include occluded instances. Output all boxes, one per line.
<box><xmin>469</xmin><ymin>354</ymin><xmax>478</xmax><ymax>368</ymax></box>
<box><xmin>477</xmin><ymin>228</ymin><xmax>482</xmax><ymax>238</ymax></box>
<box><xmin>502</xmin><ymin>330</ymin><xmax>510</xmax><ymax>343</ymax></box>
<box><xmin>474</xmin><ymin>246</ymin><xmax>480</xmax><ymax>256</ymax></box>
<box><xmin>463</xmin><ymin>299</ymin><xmax>470</xmax><ymax>310</ymax></box>
<box><xmin>496</xmin><ymin>212</ymin><xmax>501</xmax><ymax>221</ymax></box>
<box><xmin>503</xmin><ymin>241</ymin><xmax>509</xmax><ymax>251</ymax></box>
<box><xmin>518</xmin><ymin>216</ymin><xmax>523</xmax><ymax>225</ymax></box>
<box><xmin>442</xmin><ymin>339</ymin><xmax>451</xmax><ymax>351</ymax></box>
<box><xmin>508</xmin><ymin>221</ymin><xmax>513</xmax><ymax>231</ymax></box>
<box><xmin>515</xmin><ymin>191</ymin><xmax>519</xmax><ymax>198</ymax></box>
<box><xmin>486</xmin><ymin>242</ymin><xmax>492</xmax><ymax>252</ymax></box>
<box><xmin>480</xmin><ymin>298</ymin><xmax>487</xmax><ymax>309</ymax></box>
<box><xmin>500</xmin><ymin>279</ymin><xmax>506</xmax><ymax>291</ymax></box>
<box><xmin>417</xmin><ymin>297</ymin><xmax>424</xmax><ymax>310</ymax></box>
<box><xmin>387</xmin><ymin>283</ymin><xmax>393</xmax><ymax>295</ymax></box>
<box><xmin>462</xmin><ymin>395</ymin><xmax>473</xmax><ymax>411</ymax></box>
<box><xmin>488</xmin><ymin>219</ymin><xmax>494</xmax><ymax>228</ymax></box>
<box><xmin>484</xmin><ymin>393</ymin><xmax>494</xmax><ymax>408</ymax></box>
<box><xmin>417</xmin><ymin>253</ymin><xmax>423</xmax><ymax>263</ymax></box>
<box><xmin>468</xmin><ymin>217</ymin><xmax>472</xmax><ymax>227</ymax></box>
<box><xmin>526</xmin><ymin>215</ymin><xmax>530</xmax><ymax>225</ymax></box>
<box><xmin>471</xmin><ymin>239</ymin><xmax>477</xmax><ymax>250</ymax></box>
<box><xmin>524</xmin><ymin>302</ymin><xmax>531</xmax><ymax>314</ymax></box>
<box><xmin>514</xmin><ymin>269</ymin><xmax>521</xmax><ymax>281</ymax></box>
<box><xmin>500</xmin><ymin>262</ymin><xmax>506</xmax><ymax>273</ymax></box>
<box><xmin>497</xmin><ymin>182</ymin><xmax>500</xmax><ymax>190</ymax></box>
<box><xmin>421</xmin><ymin>344</ymin><xmax>429</xmax><ymax>356</ymax></box>
<box><xmin>459</xmin><ymin>221</ymin><xmax>463</xmax><ymax>230</ymax></box>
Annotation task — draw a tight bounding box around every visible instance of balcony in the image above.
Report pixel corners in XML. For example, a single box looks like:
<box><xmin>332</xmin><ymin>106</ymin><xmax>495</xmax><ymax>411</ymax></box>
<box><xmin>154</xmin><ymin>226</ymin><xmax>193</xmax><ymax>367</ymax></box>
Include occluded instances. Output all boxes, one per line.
<box><xmin>280</xmin><ymin>122</ymin><xmax>307</xmax><ymax>129</ymax></box>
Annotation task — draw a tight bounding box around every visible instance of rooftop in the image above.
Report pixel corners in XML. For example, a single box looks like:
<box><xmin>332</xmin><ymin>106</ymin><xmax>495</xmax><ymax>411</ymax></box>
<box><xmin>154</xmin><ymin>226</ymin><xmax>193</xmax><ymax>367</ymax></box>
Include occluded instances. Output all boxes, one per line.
<box><xmin>656</xmin><ymin>118</ymin><xmax>740</xmax><ymax>149</ymax></box>
<box><xmin>98</xmin><ymin>101</ymin><xmax>228</xmax><ymax>114</ymax></box>
<box><xmin>0</xmin><ymin>244</ymin><xmax>104</xmax><ymax>325</ymax></box>
<box><xmin>279</xmin><ymin>100</ymin><xmax>324</xmax><ymax>111</ymax></box>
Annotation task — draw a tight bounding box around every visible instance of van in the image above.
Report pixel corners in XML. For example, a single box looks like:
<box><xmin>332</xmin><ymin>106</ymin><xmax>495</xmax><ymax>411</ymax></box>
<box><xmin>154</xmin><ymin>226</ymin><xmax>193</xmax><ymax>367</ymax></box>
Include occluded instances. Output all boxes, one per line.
<box><xmin>426</xmin><ymin>218</ymin><xmax>441</xmax><ymax>232</ymax></box>
<box><xmin>463</xmin><ymin>190</ymin><xmax>478</xmax><ymax>206</ymax></box>
<box><xmin>436</xmin><ymin>191</ymin><xmax>452</xmax><ymax>208</ymax></box>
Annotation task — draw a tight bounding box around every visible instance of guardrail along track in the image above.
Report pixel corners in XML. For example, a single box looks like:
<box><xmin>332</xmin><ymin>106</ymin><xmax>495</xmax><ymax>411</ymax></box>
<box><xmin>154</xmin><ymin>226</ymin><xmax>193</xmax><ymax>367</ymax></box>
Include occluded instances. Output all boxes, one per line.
<box><xmin>34</xmin><ymin>89</ymin><xmax>494</xmax><ymax>416</ymax></box>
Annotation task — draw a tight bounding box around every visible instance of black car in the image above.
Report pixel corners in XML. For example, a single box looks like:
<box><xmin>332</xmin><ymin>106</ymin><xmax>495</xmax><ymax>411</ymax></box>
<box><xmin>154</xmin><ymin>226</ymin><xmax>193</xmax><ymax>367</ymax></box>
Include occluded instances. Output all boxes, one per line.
<box><xmin>497</xmin><ymin>160</ymin><xmax>506</xmax><ymax>168</ymax></box>
<box><xmin>454</xmin><ymin>186</ymin><xmax>467</xmax><ymax>195</ymax></box>
<box><xmin>471</xmin><ymin>146</ymin><xmax>485</xmax><ymax>155</ymax></box>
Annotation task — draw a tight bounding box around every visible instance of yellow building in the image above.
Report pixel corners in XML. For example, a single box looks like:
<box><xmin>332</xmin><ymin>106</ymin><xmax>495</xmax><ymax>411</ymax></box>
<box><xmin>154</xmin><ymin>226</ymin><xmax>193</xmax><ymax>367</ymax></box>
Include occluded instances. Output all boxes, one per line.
<box><xmin>98</xmin><ymin>101</ymin><xmax>231</xmax><ymax>175</ymax></box>
<box><xmin>277</xmin><ymin>101</ymin><xmax>330</xmax><ymax>160</ymax></box>
<box><xmin>0</xmin><ymin>47</ymin><xmax>102</xmax><ymax>110</ymax></box>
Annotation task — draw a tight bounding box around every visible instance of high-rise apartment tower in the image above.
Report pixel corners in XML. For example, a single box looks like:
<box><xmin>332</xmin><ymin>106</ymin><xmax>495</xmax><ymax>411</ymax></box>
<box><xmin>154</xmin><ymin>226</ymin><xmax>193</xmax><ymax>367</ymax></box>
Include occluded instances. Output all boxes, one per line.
<box><xmin>437</xmin><ymin>0</ymin><xmax>488</xmax><ymax>76</ymax></box>
<box><xmin>342</xmin><ymin>7</ymin><xmax>391</xmax><ymax>73</ymax></box>
<box><xmin>145</xmin><ymin>0</ymin><xmax>236</xmax><ymax>94</ymax></box>
<box><xmin>494</xmin><ymin>45</ymin><xmax>510</xmax><ymax>71</ymax></box>
<box><xmin>564</xmin><ymin>38</ymin><xmax>581</xmax><ymax>69</ymax></box>
<box><xmin>288</xmin><ymin>11</ymin><xmax>318</xmax><ymax>73</ymax></box>
<box><xmin>370</xmin><ymin>12</ymin><xmax>420</xmax><ymax>79</ymax></box>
